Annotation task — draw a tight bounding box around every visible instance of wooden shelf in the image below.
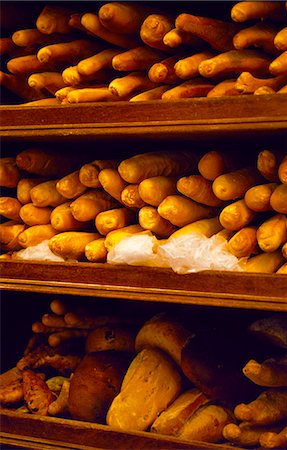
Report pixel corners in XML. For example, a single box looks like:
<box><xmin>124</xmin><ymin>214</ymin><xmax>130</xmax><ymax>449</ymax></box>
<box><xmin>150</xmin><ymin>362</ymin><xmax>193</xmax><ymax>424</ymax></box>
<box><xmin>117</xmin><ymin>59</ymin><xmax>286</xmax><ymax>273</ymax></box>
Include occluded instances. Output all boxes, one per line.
<box><xmin>1</xmin><ymin>260</ymin><xmax>286</xmax><ymax>311</ymax></box>
<box><xmin>1</xmin><ymin>95</ymin><xmax>287</xmax><ymax>142</ymax></box>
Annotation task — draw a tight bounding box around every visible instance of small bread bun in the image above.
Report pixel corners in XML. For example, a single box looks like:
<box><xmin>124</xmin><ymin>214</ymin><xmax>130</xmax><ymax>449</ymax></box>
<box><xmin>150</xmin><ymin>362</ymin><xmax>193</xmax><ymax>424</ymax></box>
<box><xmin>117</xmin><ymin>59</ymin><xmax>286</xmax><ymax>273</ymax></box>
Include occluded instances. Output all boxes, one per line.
<box><xmin>135</xmin><ymin>312</ymin><xmax>191</xmax><ymax>366</ymax></box>
<box><xmin>106</xmin><ymin>348</ymin><xmax>182</xmax><ymax>432</ymax></box>
<box><xmin>68</xmin><ymin>351</ymin><xmax>131</xmax><ymax>423</ymax></box>
<box><xmin>85</xmin><ymin>324</ymin><xmax>136</xmax><ymax>354</ymax></box>
<box><xmin>151</xmin><ymin>388</ymin><xmax>210</xmax><ymax>436</ymax></box>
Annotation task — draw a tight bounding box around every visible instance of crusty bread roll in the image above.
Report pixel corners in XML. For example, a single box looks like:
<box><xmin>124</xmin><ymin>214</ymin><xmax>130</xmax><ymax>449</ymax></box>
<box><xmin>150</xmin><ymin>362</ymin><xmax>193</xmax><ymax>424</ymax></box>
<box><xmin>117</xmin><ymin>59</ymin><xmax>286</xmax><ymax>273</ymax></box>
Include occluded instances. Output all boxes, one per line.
<box><xmin>150</xmin><ymin>388</ymin><xmax>210</xmax><ymax>436</ymax></box>
<box><xmin>135</xmin><ymin>312</ymin><xmax>191</xmax><ymax>367</ymax></box>
<box><xmin>68</xmin><ymin>351</ymin><xmax>131</xmax><ymax>423</ymax></box>
<box><xmin>106</xmin><ymin>347</ymin><xmax>182</xmax><ymax>431</ymax></box>
<box><xmin>85</xmin><ymin>324</ymin><xmax>136</xmax><ymax>354</ymax></box>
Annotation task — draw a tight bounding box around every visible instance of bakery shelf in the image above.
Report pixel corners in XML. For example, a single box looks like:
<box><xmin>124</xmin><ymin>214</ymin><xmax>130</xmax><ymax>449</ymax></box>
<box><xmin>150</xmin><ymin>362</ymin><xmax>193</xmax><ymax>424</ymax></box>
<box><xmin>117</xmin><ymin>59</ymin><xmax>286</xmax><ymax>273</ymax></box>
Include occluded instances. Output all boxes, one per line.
<box><xmin>0</xmin><ymin>408</ymin><xmax>241</xmax><ymax>450</ymax></box>
<box><xmin>1</xmin><ymin>260</ymin><xmax>286</xmax><ymax>311</ymax></box>
<box><xmin>1</xmin><ymin>95</ymin><xmax>287</xmax><ymax>142</ymax></box>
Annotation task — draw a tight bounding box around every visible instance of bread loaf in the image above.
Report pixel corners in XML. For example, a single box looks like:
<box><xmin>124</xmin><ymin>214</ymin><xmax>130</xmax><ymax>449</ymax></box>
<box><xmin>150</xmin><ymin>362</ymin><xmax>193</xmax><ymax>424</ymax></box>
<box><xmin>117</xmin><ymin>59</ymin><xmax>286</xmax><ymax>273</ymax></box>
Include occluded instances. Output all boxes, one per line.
<box><xmin>85</xmin><ymin>324</ymin><xmax>136</xmax><ymax>354</ymax></box>
<box><xmin>106</xmin><ymin>347</ymin><xmax>182</xmax><ymax>431</ymax></box>
<box><xmin>68</xmin><ymin>351</ymin><xmax>131</xmax><ymax>423</ymax></box>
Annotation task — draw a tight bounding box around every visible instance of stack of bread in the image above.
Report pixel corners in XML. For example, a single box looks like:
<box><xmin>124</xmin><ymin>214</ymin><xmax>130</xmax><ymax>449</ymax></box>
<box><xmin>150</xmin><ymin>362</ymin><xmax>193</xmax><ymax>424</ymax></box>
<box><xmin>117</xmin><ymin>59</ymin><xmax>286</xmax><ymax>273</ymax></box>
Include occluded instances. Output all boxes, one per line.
<box><xmin>1</xmin><ymin>1</ymin><xmax>287</xmax><ymax>104</ymax></box>
<box><xmin>1</xmin><ymin>145</ymin><xmax>287</xmax><ymax>273</ymax></box>
<box><xmin>1</xmin><ymin>298</ymin><xmax>287</xmax><ymax>448</ymax></box>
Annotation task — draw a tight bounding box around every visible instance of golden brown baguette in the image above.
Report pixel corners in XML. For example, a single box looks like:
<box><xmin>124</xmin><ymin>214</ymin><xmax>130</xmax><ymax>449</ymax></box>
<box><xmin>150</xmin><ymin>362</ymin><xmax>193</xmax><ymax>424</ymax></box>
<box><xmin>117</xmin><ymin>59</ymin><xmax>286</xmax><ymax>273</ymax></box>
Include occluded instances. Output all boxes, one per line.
<box><xmin>0</xmin><ymin>220</ymin><xmax>26</xmax><ymax>252</ymax></box>
<box><xmin>138</xmin><ymin>206</ymin><xmax>177</xmax><ymax>238</ymax></box>
<box><xmin>163</xmin><ymin>28</ymin><xmax>205</xmax><ymax>49</ymax></box>
<box><xmin>270</xmin><ymin>183</ymin><xmax>287</xmax><ymax>213</ymax></box>
<box><xmin>257</xmin><ymin>214</ymin><xmax>287</xmax><ymax>252</ymax></box>
<box><xmin>95</xmin><ymin>207</ymin><xmax>135</xmax><ymax>235</ymax></box>
<box><xmin>104</xmin><ymin>224</ymin><xmax>144</xmax><ymax>252</ymax></box>
<box><xmin>233</xmin><ymin>22</ymin><xmax>280</xmax><ymax>55</ymax></box>
<box><xmin>118</xmin><ymin>151</ymin><xmax>198</xmax><ymax>184</ymax></box>
<box><xmin>212</xmin><ymin>167</ymin><xmax>263</xmax><ymax>201</ymax></box>
<box><xmin>158</xmin><ymin>194</ymin><xmax>216</xmax><ymax>227</ymax></box>
<box><xmin>257</xmin><ymin>149</ymin><xmax>285</xmax><ymax>183</ymax></box>
<box><xmin>0</xmin><ymin>197</ymin><xmax>22</xmax><ymax>221</ymax></box>
<box><xmin>30</xmin><ymin>180</ymin><xmax>66</xmax><ymax>208</ymax></box>
<box><xmin>19</xmin><ymin>203</ymin><xmax>52</xmax><ymax>226</ymax></box>
<box><xmin>138</xmin><ymin>176</ymin><xmax>177</xmax><ymax>207</ymax></box>
<box><xmin>169</xmin><ymin>216</ymin><xmax>222</xmax><ymax>239</ymax></box>
<box><xmin>140</xmin><ymin>13</ymin><xmax>174</xmax><ymax>52</ymax></box>
<box><xmin>49</xmin><ymin>231</ymin><xmax>101</xmax><ymax>260</ymax></box>
<box><xmin>278</xmin><ymin>155</ymin><xmax>287</xmax><ymax>185</ymax></box>
<box><xmin>148</xmin><ymin>54</ymin><xmax>182</xmax><ymax>84</ymax></box>
<box><xmin>207</xmin><ymin>79</ymin><xmax>241</xmax><ymax>98</ymax></box>
<box><xmin>17</xmin><ymin>178</ymin><xmax>48</xmax><ymax>204</ymax></box>
<box><xmin>243</xmin><ymin>355</ymin><xmax>287</xmax><ymax>387</ymax></box>
<box><xmin>231</xmin><ymin>1</ymin><xmax>287</xmax><ymax>23</ymax></box>
<box><xmin>70</xmin><ymin>189</ymin><xmax>119</xmax><ymax>222</ymax></box>
<box><xmin>177</xmin><ymin>175</ymin><xmax>224</xmax><ymax>207</ymax></box>
<box><xmin>129</xmin><ymin>85</ymin><xmax>171</xmax><ymax>101</ymax></box>
<box><xmin>79</xmin><ymin>159</ymin><xmax>119</xmax><ymax>189</ymax></box>
<box><xmin>77</xmin><ymin>49</ymin><xmax>122</xmax><ymax>76</ymax></box>
<box><xmin>112</xmin><ymin>46</ymin><xmax>166</xmax><ymax>72</ymax></box>
<box><xmin>174</xmin><ymin>50</ymin><xmax>216</xmax><ymax>80</ymax></box>
<box><xmin>227</xmin><ymin>226</ymin><xmax>259</xmax><ymax>258</ymax></box>
<box><xmin>274</xmin><ymin>27</ymin><xmax>287</xmax><ymax>51</ymax></box>
<box><xmin>27</xmin><ymin>72</ymin><xmax>66</xmax><ymax>94</ymax></box>
<box><xmin>50</xmin><ymin>202</ymin><xmax>89</xmax><ymax>231</ymax></box>
<box><xmin>121</xmin><ymin>184</ymin><xmax>146</xmax><ymax>209</ymax></box>
<box><xmin>244</xmin><ymin>183</ymin><xmax>278</xmax><ymax>211</ymax></box>
<box><xmin>269</xmin><ymin>50</ymin><xmax>287</xmax><ymax>76</ymax></box>
<box><xmin>236</xmin><ymin>72</ymin><xmax>287</xmax><ymax>94</ymax></box>
<box><xmin>223</xmin><ymin>422</ymin><xmax>283</xmax><ymax>448</ymax></box>
<box><xmin>259</xmin><ymin>425</ymin><xmax>287</xmax><ymax>449</ymax></box>
<box><xmin>161</xmin><ymin>78</ymin><xmax>214</xmax><ymax>99</ymax></box>
<box><xmin>98</xmin><ymin>2</ymin><xmax>152</xmax><ymax>35</ymax></box>
<box><xmin>109</xmin><ymin>71</ymin><xmax>157</xmax><ymax>97</ymax></box>
<box><xmin>244</xmin><ymin>250</ymin><xmax>285</xmax><ymax>273</ymax></box>
<box><xmin>219</xmin><ymin>199</ymin><xmax>257</xmax><ymax>230</ymax></box>
<box><xmin>198</xmin><ymin>150</ymin><xmax>236</xmax><ymax>181</ymax></box>
<box><xmin>37</xmin><ymin>39</ymin><xmax>101</xmax><ymax>65</ymax></box>
<box><xmin>56</xmin><ymin>170</ymin><xmax>87</xmax><ymax>200</ymax></box>
<box><xmin>98</xmin><ymin>168</ymin><xmax>127</xmax><ymax>203</ymax></box>
<box><xmin>36</xmin><ymin>5</ymin><xmax>74</xmax><ymax>34</ymax></box>
<box><xmin>85</xmin><ymin>237</ymin><xmax>107</xmax><ymax>262</ymax></box>
<box><xmin>18</xmin><ymin>224</ymin><xmax>58</xmax><ymax>248</ymax></box>
<box><xmin>175</xmin><ymin>13</ymin><xmax>243</xmax><ymax>52</ymax></box>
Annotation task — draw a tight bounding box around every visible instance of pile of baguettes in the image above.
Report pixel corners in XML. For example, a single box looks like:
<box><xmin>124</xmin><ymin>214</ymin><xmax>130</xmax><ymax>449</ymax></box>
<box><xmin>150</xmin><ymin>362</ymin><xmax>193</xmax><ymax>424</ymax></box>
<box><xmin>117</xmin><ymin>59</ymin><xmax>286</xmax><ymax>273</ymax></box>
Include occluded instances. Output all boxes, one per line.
<box><xmin>1</xmin><ymin>1</ymin><xmax>287</xmax><ymax>104</ymax></box>
<box><xmin>0</xmin><ymin>298</ymin><xmax>287</xmax><ymax>448</ymax></box>
<box><xmin>0</xmin><ymin>146</ymin><xmax>287</xmax><ymax>273</ymax></box>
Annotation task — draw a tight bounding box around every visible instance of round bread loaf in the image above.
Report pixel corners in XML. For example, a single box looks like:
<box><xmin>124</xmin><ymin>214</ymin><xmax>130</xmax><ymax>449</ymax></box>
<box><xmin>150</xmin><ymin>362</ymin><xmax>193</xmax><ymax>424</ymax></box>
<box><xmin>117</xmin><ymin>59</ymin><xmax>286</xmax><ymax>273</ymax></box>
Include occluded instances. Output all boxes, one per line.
<box><xmin>135</xmin><ymin>312</ymin><xmax>191</xmax><ymax>366</ymax></box>
<box><xmin>106</xmin><ymin>347</ymin><xmax>182</xmax><ymax>431</ymax></box>
<box><xmin>85</xmin><ymin>324</ymin><xmax>136</xmax><ymax>354</ymax></box>
<box><xmin>68</xmin><ymin>351</ymin><xmax>131</xmax><ymax>423</ymax></box>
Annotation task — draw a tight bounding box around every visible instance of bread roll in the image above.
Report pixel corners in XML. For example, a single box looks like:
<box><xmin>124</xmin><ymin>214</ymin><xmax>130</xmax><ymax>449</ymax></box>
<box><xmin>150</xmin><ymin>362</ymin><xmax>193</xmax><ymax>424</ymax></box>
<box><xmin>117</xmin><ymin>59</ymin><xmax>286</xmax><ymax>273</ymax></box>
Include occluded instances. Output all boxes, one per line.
<box><xmin>135</xmin><ymin>312</ymin><xmax>191</xmax><ymax>367</ymax></box>
<box><xmin>106</xmin><ymin>347</ymin><xmax>182</xmax><ymax>431</ymax></box>
<box><xmin>68</xmin><ymin>351</ymin><xmax>131</xmax><ymax>423</ymax></box>
<box><xmin>85</xmin><ymin>324</ymin><xmax>136</xmax><ymax>354</ymax></box>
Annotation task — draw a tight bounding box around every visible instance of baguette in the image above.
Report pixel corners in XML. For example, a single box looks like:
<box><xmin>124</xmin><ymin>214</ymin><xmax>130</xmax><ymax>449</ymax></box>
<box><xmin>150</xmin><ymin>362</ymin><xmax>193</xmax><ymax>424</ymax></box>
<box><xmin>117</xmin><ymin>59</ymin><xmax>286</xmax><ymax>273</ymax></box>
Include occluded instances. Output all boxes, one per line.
<box><xmin>61</xmin><ymin>65</ymin><xmax>106</xmax><ymax>87</ymax></box>
<box><xmin>36</xmin><ymin>5</ymin><xmax>73</xmax><ymax>35</ymax></box>
<box><xmin>19</xmin><ymin>203</ymin><xmax>52</xmax><ymax>226</ymax></box>
<box><xmin>207</xmin><ymin>79</ymin><xmax>240</xmax><ymax>98</ymax></box>
<box><xmin>0</xmin><ymin>157</ymin><xmax>21</xmax><ymax>188</ymax></box>
<box><xmin>98</xmin><ymin>168</ymin><xmax>127</xmax><ymax>202</ymax></box>
<box><xmin>235</xmin><ymin>71</ymin><xmax>287</xmax><ymax>94</ymax></box>
<box><xmin>120</xmin><ymin>184</ymin><xmax>146</xmax><ymax>209</ymax></box>
<box><xmin>80</xmin><ymin>13</ymin><xmax>139</xmax><ymax>49</ymax></box>
<box><xmin>85</xmin><ymin>237</ymin><xmax>107</xmax><ymax>262</ymax></box>
<box><xmin>138</xmin><ymin>176</ymin><xmax>177</xmax><ymax>206</ymax></box>
<box><xmin>129</xmin><ymin>85</ymin><xmax>171</xmax><ymax>101</ymax></box>
<box><xmin>7</xmin><ymin>54</ymin><xmax>50</xmax><ymax>75</ymax></box>
<box><xmin>16</xmin><ymin>148</ymin><xmax>78</xmax><ymax>178</ymax></box>
<box><xmin>112</xmin><ymin>46</ymin><xmax>166</xmax><ymax>72</ymax></box>
<box><xmin>98</xmin><ymin>2</ymin><xmax>151</xmax><ymax>35</ymax></box>
<box><xmin>161</xmin><ymin>78</ymin><xmax>214</xmax><ymax>100</ymax></box>
<box><xmin>49</xmin><ymin>231</ymin><xmax>101</xmax><ymax>260</ymax></box>
<box><xmin>37</xmin><ymin>40</ymin><xmax>101</xmax><ymax>65</ymax></box>
<box><xmin>270</xmin><ymin>183</ymin><xmax>287</xmax><ymax>213</ymax></box>
<box><xmin>274</xmin><ymin>27</ymin><xmax>287</xmax><ymax>51</ymax></box>
<box><xmin>177</xmin><ymin>175</ymin><xmax>224</xmax><ymax>207</ymax></box>
<box><xmin>158</xmin><ymin>194</ymin><xmax>216</xmax><ymax>227</ymax></box>
<box><xmin>148</xmin><ymin>54</ymin><xmax>182</xmax><ymax>84</ymax></box>
<box><xmin>104</xmin><ymin>224</ymin><xmax>144</xmax><ymax>251</ymax></box>
<box><xmin>118</xmin><ymin>151</ymin><xmax>198</xmax><ymax>184</ymax></box>
<box><xmin>0</xmin><ymin>220</ymin><xmax>26</xmax><ymax>252</ymax></box>
<box><xmin>70</xmin><ymin>189</ymin><xmax>119</xmax><ymax>222</ymax></box>
<box><xmin>138</xmin><ymin>205</ymin><xmax>177</xmax><ymax>238</ymax></box>
<box><xmin>79</xmin><ymin>160</ymin><xmax>119</xmax><ymax>189</ymax></box>
<box><xmin>260</xmin><ymin>425</ymin><xmax>287</xmax><ymax>449</ymax></box>
<box><xmin>0</xmin><ymin>197</ymin><xmax>22</xmax><ymax>221</ymax></box>
<box><xmin>109</xmin><ymin>72</ymin><xmax>158</xmax><ymax>97</ymax></box>
<box><xmin>140</xmin><ymin>14</ymin><xmax>175</xmax><ymax>52</ymax></box>
<box><xmin>233</xmin><ymin>22</ymin><xmax>279</xmax><ymax>55</ymax></box>
<box><xmin>27</xmin><ymin>72</ymin><xmax>66</xmax><ymax>94</ymax></box>
<box><xmin>257</xmin><ymin>214</ymin><xmax>287</xmax><ymax>252</ymax></box>
<box><xmin>67</xmin><ymin>87</ymin><xmax>121</xmax><ymax>104</ymax></box>
<box><xmin>223</xmin><ymin>422</ymin><xmax>283</xmax><ymax>447</ymax></box>
<box><xmin>199</xmin><ymin>49</ymin><xmax>272</xmax><ymax>79</ymax></box>
<box><xmin>30</xmin><ymin>180</ymin><xmax>66</xmax><ymax>208</ymax></box>
<box><xmin>169</xmin><ymin>216</ymin><xmax>222</xmax><ymax>239</ymax></box>
<box><xmin>234</xmin><ymin>389</ymin><xmax>287</xmax><ymax>425</ymax></box>
<box><xmin>18</xmin><ymin>224</ymin><xmax>58</xmax><ymax>248</ymax></box>
<box><xmin>11</xmin><ymin>28</ymin><xmax>69</xmax><ymax>48</ymax></box>
<box><xmin>175</xmin><ymin>13</ymin><xmax>243</xmax><ymax>52</ymax></box>
<box><xmin>219</xmin><ymin>199</ymin><xmax>257</xmax><ymax>230</ymax></box>
<box><xmin>17</xmin><ymin>178</ymin><xmax>48</xmax><ymax>204</ymax></box>
<box><xmin>243</xmin><ymin>355</ymin><xmax>287</xmax><ymax>387</ymax></box>
<box><xmin>56</xmin><ymin>171</ymin><xmax>87</xmax><ymax>199</ymax></box>
<box><xmin>244</xmin><ymin>250</ymin><xmax>285</xmax><ymax>273</ymax></box>
<box><xmin>174</xmin><ymin>50</ymin><xmax>216</xmax><ymax>80</ymax></box>
<box><xmin>163</xmin><ymin>28</ymin><xmax>205</xmax><ymax>49</ymax></box>
<box><xmin>50</xmin><ymin>202</ymin><xmax>89</xmax><ymax>231</ymax></box>
<box><xmin>227</xmin><ymin>226</ymin><xmax>259</xmax><ymax>258</ymax></box>
<box><xmin>244</xmin><ymin>182</ymin><xmax>278</xmax><ymax>211</ymax></box>
<box><xmin>269</xmin><ymin>50</ymin><xmax>287</xmax><ymax>76</ymax></box>
<box><xmin>95</xmin><ymin>207</ymin><xmax>135</xmax><ymax>235</ymax></box>
<box><xmin>0</xmin><ymin>71</ymin><xmax>45</xmax><ymax>102</ymax></box>
<box><xmin>231</xmin><ymin>1</ymin><xmax>287</xmax><ymax>23</ymax></box>
<box><xmin>198</xmin><ymin>150</ymin><xmax>236</xmax><ymax>181</ymax></box>
<box><xmin>77</xmin><ymin>49</ymin><xmax>122</xmax><ymax>76</ymax></box>
<box><xmin>212</xmin><ymin>167</ymin><xmax>263</xmax><ymax>201</ymax></box>
<box><xmin>257</xmin><ymin>149</ymin><xmax>284</xmax><ymax>182</ymax></box>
